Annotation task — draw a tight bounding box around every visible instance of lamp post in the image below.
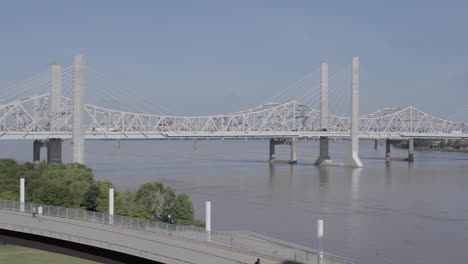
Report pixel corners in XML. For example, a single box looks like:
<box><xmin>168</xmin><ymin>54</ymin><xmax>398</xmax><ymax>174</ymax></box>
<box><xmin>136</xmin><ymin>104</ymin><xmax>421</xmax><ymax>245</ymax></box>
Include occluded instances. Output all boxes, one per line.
<box><xmin>317</xmin><ymin>219</ymin><xmax>324</xmax><ymax>264</ymax></box>
<box><xmin>206</xmin><ymin>201</ymin><xmax>211</xmax><ymax>242</ymax></box>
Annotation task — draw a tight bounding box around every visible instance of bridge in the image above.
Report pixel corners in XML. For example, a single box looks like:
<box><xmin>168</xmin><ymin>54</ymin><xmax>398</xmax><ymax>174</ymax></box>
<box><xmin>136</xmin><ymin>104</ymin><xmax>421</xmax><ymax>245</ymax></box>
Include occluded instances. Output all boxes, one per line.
<box><xmin>0</xmin><ymin>199</ymin><xmax>356</xmax><ymax>264</ymax></box>
<box><xmin>1</xmin><ymin>55</ymin><xmax>467</xmax><ymax>166</ymax></box>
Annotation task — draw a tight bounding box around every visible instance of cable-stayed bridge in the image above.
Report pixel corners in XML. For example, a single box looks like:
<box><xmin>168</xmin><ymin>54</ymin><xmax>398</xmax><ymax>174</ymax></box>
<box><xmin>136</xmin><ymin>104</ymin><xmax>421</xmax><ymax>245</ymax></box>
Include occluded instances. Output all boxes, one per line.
<box><xmin>1</xmin><ymin>56</ymin><xmax>467</xmax><ymax>166</ymax></box>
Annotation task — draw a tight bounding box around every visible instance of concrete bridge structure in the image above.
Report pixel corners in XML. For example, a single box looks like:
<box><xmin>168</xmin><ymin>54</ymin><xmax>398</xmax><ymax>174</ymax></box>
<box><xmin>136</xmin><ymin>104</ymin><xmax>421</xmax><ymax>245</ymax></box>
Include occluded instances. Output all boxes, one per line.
<box><xmin>0</xmin><ymin>55</ymin><xmax>467</xmax><ymax>166</ymax></box>
<box><xmin>0</xmin><ymin>200</ymin><xmax>357</xmax><ymax>264</ymax></box>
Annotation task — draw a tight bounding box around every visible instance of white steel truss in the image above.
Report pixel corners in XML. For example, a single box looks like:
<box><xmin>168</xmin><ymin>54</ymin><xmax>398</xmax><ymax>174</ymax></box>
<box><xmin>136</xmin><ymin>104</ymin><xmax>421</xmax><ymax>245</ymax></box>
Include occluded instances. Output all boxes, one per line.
<box><xmin>0</xmin><ymin>94</ymin><xmax>466</xmax><ymax>140</ymax></box>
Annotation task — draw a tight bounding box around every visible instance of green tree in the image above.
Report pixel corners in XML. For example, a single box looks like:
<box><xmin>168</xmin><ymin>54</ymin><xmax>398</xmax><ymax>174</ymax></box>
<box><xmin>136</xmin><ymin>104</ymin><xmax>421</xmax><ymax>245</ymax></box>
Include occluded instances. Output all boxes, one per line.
<box><xmin>174</xmin><ymin>193</ymin><xmax>195</xmax><ymax>225</ymax></box>
<box><xmin>415</xmin><ymin>139</ymin><xmax>434</xmax><ymax>148</ymax></box>
<box><xmin>120</xmin><ymin>190</ymin><xmax>151</xmax><ymax>218</ymax></box>
<box><xmin>135</xmin><ymin>182</ymin><xmax>176</xmax><ymax>222</ymax></box>
<box><xmin>31</xmin><ymin>180</ymin><xmax>73</xmax><ymax>206</ymax></box>
<box><xmin>95</xmin><ymin>180</ymin><xmax>123</xmax><ymax>213</ymax></box>
<box><xmin>82</xmin><ymin>184</ymin><xmax>101</xmax><ymax>211</ymax></box>
<box><xmin>27</xmin><ymin>163</ymin><xmax>94</xmax><ymax>207</ymax></box>
<box><xmin>0</xmin><ymin>159</ymin><xmax>201</xmax><ymax>226</ymax></box>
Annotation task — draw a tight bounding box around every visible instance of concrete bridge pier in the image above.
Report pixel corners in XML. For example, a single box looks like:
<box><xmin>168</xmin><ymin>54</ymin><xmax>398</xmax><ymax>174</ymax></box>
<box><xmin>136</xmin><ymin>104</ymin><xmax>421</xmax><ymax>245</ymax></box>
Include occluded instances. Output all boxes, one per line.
<box><xmin>315</xmin><ymin>136</ymin><xmax>332</xmax><ymax>166</ymax></box>
<box><xmin>269</xmin><ymin>138</ymin><xmax>298</xmax><ymax>164</ymax></box>
<box><xmin>408</xmin><ymin>138</ymin><xmax>415</xmax><ymax>162</ymax></box>
<box><xmin>269</xmin><ymin>139</ymin><xmax>276</xmax><ymax>161</ymax></box>
<box><xmin>47</xmin><ymin>139</ymin><xmax>62</xmax><ymax>164</ymax></box>
<box><xmin>385</xmin><ymin>139</ymin><xmax>392</xmax><ymax>162</ymax></box>
<box><xmin>374</xmin><ymin>139</ymin><xmax>379</xmax><ymax>150</ymax></box>
<box><xmin>290</xmin><ymin>138</ymin><xmax>297</xmax><ymax>164</ymax></box>
<box><xmin>385</xmin><ymin>138</ymin><xmax>415</xmax><ymax>162</ymax></box>
<box><xmin>33</xmin><ymin>140</ymin><xmax>45</xmax><ymax>164</ymax></box>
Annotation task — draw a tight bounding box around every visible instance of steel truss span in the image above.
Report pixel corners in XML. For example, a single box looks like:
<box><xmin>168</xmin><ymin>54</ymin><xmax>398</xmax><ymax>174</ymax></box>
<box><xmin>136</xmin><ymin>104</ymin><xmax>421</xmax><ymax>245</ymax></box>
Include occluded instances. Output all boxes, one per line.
<box><xmin>0</xmin><ymin>93</ymin><xmax>466</xmax><ymax>140</ymax></box>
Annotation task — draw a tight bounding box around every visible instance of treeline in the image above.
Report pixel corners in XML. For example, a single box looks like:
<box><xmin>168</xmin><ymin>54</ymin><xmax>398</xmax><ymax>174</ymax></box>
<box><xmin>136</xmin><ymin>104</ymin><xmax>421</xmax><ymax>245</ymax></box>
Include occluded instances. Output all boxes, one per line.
<box><xmin>393</xmin><ymin>139</ymin><xmax>467</xmax><ymax>150</ymax></box>
<box><xmin>0</xmin><ymin>159</ymin><xmax>203</xmax><ymax>227</ymax></box>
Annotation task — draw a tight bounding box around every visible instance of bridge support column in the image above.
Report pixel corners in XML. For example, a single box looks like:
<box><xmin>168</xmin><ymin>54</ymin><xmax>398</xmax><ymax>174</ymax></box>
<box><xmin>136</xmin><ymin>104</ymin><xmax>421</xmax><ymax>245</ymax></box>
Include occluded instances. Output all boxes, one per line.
<box><xmin>269</xmin><ymin>138</ymin><xmax>298</xmax><ymax>164</ymax></box>
<box><xmin>385</xmin><ymin>139</ymin><xmax>414</xmax><ymax>162</ymax></box>
<box><xmin>385</xmin><ymin>139</ymin><xmax>392</xmax><ymax>162</ymax></box>
<box><xmin>33</xmin><ymin>140</ymin><xmax>44</xmax><ymax>164</ymax></box>
<box><xmin>408</xmin><ymin>138</ymin><xmax>414</xmax><ymax>162</ymax></box>
<box><xmin>315</xmin><ymin>137</ymin><xmax>331</xmax><ymax>166</ymax></box>
<box><xmin>115</xmin><ymin>139</ymin><xmax>121</xmax><ymax>152</ymax></box>
<box><xmin>72</xmin><ymin>55</ymin><xmax>85</xmax><ymax>164</ymax></box>
<box><xmin>269</xmin><ymin>139</ymin><xmax>276</xmax><ymax>162</ymax></box>
<box><xmin>290</xmin><ymin>138</ymin><xmax>297</xmax><ymax>164</ymax></box>
<box><xmin>374</xmin><ymin>139</ymin><xmax>379</xmax><ymax>150</ymax></box>
<box><xmin>315</xmin><ymin>62</ymin><xmax>333</xmax><ymax>166</ymax></box>
<box><xmin>47</xmin><ymin>139</ymin><xmax>62</xmax><ymax>164</ymax></box>
<box><xmin>349</xmin><ymin>57</ymin><xmax>363</xmax><ymax>167</ymax></box>
<box><xmin>49</xmin><ymin>62</ymin><xmax>62</xmax><ymax>132</ymax></box>
<box><xmin>47</xmin><ymin>62</ymin><xmax>63</xmax><ymax>165</ymax></box>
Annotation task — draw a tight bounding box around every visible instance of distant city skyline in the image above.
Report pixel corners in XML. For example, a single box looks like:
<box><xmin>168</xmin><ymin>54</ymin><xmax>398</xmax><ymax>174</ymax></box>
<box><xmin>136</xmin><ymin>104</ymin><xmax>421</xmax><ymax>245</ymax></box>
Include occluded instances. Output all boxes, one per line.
<box><xmin>0</xmin><ymin>1</ymin><xmax>467</xmax><ymax>120</ymax></box>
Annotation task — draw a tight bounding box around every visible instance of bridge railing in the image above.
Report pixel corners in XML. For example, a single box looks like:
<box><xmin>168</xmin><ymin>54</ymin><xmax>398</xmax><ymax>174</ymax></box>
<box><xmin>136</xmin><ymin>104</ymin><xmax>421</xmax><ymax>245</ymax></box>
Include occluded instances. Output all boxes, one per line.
<box><xmin>0</xmin><ymin>200</ymin><xmax>358</xmax><ymax>264</ymax></box>
<box><xmin>0</xmin><ymin>222</ymin><xmax>194</xmax><ymax>264</ymax></box>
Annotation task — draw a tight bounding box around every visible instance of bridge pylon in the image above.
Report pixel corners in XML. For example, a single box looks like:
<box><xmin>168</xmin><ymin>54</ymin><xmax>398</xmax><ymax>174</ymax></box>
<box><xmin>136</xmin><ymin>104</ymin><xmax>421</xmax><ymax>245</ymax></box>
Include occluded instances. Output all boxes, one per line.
<box><xmin>72</xmin><ymin>55</ymin><xmax>85</xmax><ymax>164</ymax></box>
<box><xmin>46</xmin><ymin>62</ymin><xmax>62</xmax><ymax>164</ymax></box>
<box><xmin>349</xmin><ymin>56</ymin><xmax>363</xmax><ymax>167</ymax></box>
<box><xmin>315</xmin><ymin>62</ymin><xmax>333</xmax><ymax>166</ymax></box>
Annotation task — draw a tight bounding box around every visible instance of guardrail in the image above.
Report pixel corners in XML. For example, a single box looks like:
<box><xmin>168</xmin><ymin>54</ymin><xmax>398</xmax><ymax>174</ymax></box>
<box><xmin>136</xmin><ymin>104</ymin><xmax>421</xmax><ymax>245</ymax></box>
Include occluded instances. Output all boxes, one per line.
<box><xmin>0</xmin><ymin>222</ymin><xmax>193</xmax><ymax>264</ymax></box>
<box><xmin>0</xmin><ymin>199</ymin><xmax>359</xmax><ymax>264</ymax></box>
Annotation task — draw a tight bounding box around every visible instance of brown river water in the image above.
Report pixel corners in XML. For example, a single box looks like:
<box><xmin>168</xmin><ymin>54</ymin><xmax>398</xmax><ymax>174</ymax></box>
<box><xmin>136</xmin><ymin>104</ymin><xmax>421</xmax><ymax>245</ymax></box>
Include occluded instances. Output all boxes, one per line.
<box><xmin>1</xmin><ymin>139</ymin><xmax>467</xmax><ymax>264</ymax></box>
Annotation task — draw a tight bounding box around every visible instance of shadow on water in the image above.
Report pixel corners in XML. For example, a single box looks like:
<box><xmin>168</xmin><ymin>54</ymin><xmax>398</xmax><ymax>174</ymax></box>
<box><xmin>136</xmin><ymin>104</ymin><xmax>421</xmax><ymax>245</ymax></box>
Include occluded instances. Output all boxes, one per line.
<box><xmin>317</xmin><ymin>166</ymin><xmax>329</xmax><ymax>188</ymax></box>
<box><xmin>268</xmin><ymin>163</ymin><xmax>298</xmax><ymax>185</ymax></box>
<box><xmin>196</xmin><ymin>158</ymin><xmax>268</xmax><ymax>164</ymax></box>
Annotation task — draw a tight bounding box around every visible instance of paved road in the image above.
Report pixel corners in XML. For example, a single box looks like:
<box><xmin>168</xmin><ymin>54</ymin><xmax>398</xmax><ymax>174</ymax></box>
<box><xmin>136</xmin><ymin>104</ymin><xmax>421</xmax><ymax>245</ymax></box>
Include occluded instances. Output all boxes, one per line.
<box><xmin>0</xmin><ymin>211</ymin><xmax>296</xmax><ymax>264</ymax></box>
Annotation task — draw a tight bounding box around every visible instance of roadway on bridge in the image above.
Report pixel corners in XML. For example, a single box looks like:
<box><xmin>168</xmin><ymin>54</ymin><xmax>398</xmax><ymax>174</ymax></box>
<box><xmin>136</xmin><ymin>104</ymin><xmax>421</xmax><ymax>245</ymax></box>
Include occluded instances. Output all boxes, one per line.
<box><xmin>0</xmin><ymin>210</ymin><xmax>300</xmax><ymax>264</ymax></box>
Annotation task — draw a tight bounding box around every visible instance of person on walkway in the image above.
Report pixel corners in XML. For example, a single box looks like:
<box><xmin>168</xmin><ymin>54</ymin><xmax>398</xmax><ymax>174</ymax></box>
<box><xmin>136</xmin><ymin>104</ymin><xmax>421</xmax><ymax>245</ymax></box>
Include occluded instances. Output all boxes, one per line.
<box><xmin>255</xmin><ymin>258</ymin><xmax>260</xmax><ymax>264</ymax></box>
<box><xmin>38</xmin><ymin>205</ymin><xmax>43</xmax><ymax>216</ymax></box>
<box><xmin>32</xmin><ymin>206</ymin><xmax>37</xmax><ymax>218</ymax></box>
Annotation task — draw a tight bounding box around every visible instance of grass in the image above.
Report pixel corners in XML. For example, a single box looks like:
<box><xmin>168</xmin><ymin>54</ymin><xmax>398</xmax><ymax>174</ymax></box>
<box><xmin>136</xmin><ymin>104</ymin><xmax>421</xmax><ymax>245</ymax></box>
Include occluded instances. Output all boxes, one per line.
<box><xmin>0</xmin><ymin>244</ymin><xmax>98</xmax><ymax>264</ymax></box>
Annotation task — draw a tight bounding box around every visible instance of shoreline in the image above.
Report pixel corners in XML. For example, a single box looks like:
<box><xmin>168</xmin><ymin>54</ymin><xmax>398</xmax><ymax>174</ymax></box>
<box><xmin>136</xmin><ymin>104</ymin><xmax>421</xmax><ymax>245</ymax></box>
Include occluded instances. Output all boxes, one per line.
<box><xmin>414</xmin><ymin>147</ymin><xmax>468</xmax><ymax>153</ymax></box>
<box><xmin>393</xmin><ymin>146</ymin><xmax>468</xmax><ymax>153</ymax></box>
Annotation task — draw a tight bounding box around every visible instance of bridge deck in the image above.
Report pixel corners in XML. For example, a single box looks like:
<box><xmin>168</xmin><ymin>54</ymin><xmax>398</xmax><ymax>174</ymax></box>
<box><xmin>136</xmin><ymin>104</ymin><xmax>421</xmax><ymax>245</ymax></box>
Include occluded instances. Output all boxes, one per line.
<box><xmin>0</xmin><ymin>210</ymin><xmax>337</xmax><ymax>264</ymax></box>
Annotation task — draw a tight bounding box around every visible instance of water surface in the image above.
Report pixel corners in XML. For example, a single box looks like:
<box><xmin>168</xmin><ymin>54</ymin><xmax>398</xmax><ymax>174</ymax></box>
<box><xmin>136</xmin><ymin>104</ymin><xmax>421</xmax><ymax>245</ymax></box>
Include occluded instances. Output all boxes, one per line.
<box><xmin>1</xmin><ymin>139</ymin><xmax>467</xmax><ymax>264</ymax></box>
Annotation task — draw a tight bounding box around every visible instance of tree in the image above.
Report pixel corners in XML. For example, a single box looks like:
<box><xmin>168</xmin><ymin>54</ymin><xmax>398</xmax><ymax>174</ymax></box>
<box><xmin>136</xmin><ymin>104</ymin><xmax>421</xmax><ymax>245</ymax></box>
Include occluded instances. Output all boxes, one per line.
<box><xmin>120</xmin><ymin>190</ymin><xmax>151</xmax><ymax>218</ymax></box>
<box><xmin>82</xmin><ymin>184</ymin><xmax>101</xmax><ymax>211</ymax></box>
<box><xmin>174</xmin><ymin>194</ymin><xmax>195</xmax><ymax>225</ymax></box>
<box><xmin>135</xmin><ymin>182</ymin><xmax>176</xmax><ymax>222</ymax></box>
<box><xmin>95</xmin><ymin>180</ymin><xmax>123</xmax><ymax>213</ymax></box>
<box><xmin>31</xmin><ymin>181</ymin><xmax>73</xmax><ymax>207</ymax></box>
<box><xmin>0</xmin><ymin>159</ymin><xmax>202</xmax><ymax>225</ymax></box>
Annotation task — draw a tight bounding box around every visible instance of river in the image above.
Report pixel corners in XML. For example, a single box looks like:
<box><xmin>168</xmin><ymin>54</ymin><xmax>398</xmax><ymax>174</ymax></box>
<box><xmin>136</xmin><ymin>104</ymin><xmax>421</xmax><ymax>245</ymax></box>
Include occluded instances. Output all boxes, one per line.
<box><xmin>1</xmin><ymin>139</ymin><xmax>467</xmax><ymax>264</ymax></box>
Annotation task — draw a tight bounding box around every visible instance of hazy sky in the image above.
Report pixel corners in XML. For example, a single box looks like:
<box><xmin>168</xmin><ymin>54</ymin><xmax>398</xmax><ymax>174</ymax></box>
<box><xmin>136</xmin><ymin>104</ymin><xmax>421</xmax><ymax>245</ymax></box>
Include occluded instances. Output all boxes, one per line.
<box><xmin>0</xmin><ymin>1</ymin><xmax>467</xmax><ymax>118</ymax></box>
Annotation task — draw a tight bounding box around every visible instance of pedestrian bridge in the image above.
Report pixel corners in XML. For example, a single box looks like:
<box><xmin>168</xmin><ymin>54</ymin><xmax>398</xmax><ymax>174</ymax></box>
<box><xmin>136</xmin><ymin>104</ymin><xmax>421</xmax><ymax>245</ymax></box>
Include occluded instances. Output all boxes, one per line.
<box><xmin>0</xmin><ymin>200</ymin><xmax>357</xmax><ymax>264</ymax></box>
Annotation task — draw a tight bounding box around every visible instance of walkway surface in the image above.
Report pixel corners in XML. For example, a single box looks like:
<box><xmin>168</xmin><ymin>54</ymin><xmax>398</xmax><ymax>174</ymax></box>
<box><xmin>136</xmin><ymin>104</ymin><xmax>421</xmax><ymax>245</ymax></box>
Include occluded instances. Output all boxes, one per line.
<box><xmin>0</xmin><ymin>210</ymin><xmax>328</xmax><ymax>264</ymax></box>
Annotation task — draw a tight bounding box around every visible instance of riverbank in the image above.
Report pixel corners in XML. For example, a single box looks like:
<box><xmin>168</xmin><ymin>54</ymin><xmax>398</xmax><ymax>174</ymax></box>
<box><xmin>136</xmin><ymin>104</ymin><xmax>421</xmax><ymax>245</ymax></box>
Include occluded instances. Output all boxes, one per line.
<box><xmin>415</xmin><ymin>147</ymin><xmax>468</xmax><ymax>153</ymax></box>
